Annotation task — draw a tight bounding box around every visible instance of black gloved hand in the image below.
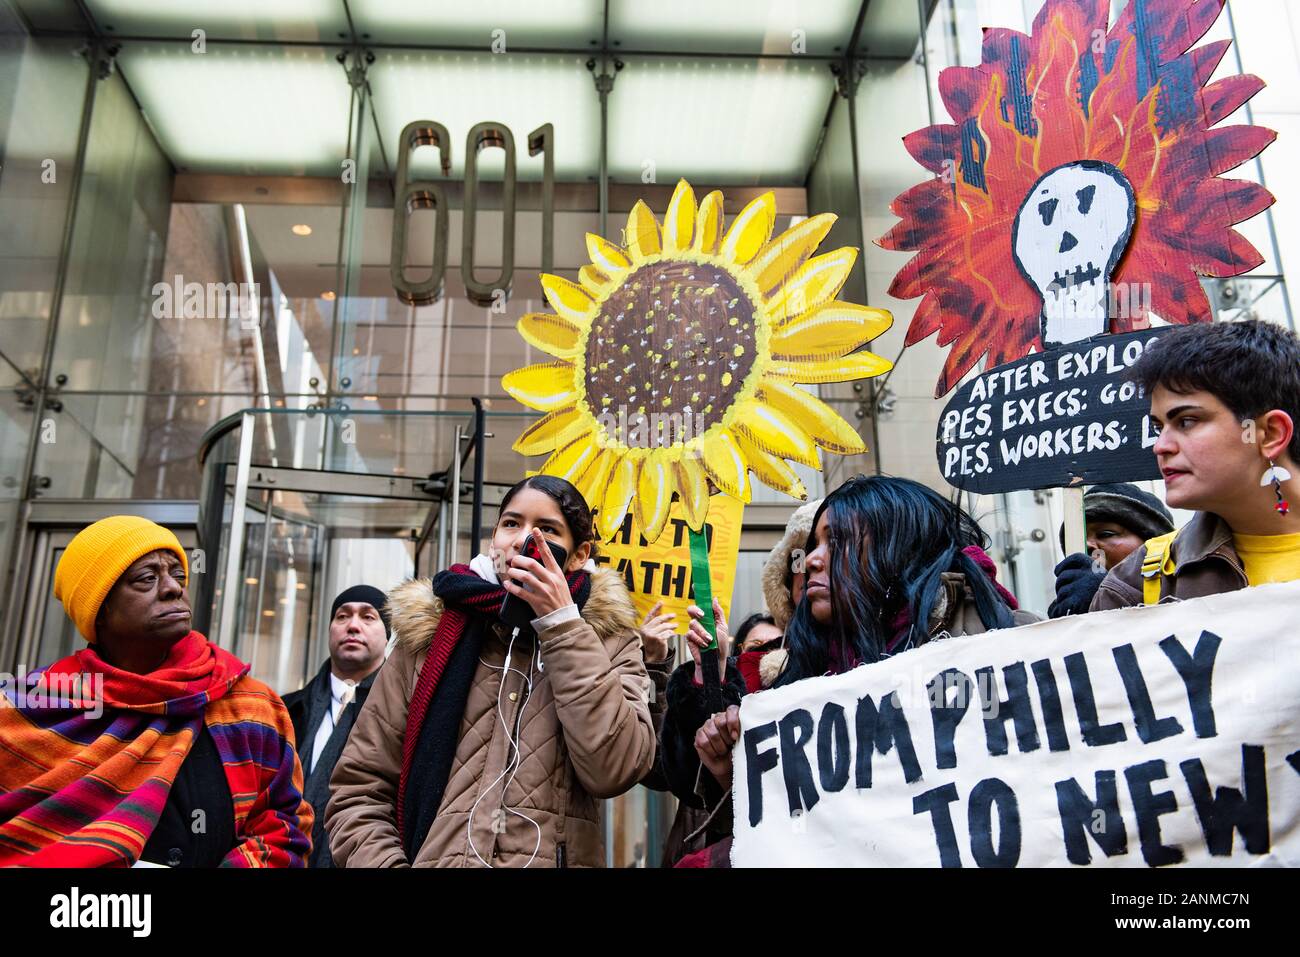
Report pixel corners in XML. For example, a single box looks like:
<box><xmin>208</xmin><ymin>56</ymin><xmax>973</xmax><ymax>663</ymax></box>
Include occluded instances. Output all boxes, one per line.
<box><xmin>1048</xmin><ymin>552</ymin><xmax>1107</xmax><ymax>619</ymax></box>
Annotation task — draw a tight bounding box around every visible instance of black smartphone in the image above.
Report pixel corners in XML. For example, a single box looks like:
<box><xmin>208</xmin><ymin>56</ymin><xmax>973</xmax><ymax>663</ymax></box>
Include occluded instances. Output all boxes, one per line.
<box><xmin>499</xmin><ymin>536</ymin><xmax>570</xmax><ymax>628</ymax></box>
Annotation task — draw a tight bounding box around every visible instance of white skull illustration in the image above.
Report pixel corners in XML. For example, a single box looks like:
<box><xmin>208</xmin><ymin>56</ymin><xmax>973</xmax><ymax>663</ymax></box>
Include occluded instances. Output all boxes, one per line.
<box><xmin>1012</xmin><ymin>160</ymin><xmax>1135</xmax><ymax>348</ymax></box>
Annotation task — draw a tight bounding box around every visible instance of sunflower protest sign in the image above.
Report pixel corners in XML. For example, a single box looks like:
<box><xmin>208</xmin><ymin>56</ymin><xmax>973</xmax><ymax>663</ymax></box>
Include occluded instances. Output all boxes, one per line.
<box><xmin>595</xmin><ymin>493</ymin><xmax>745</xmax><ymax>636</ymax></box>
<box><xmin>878</xmin><ymin>0</ymin><xmax>1274</xmax><ymax>499</ymax></box>
<box><xmin>505</xmin><ymin>179</ymin><xmax>893</xmax><ymax>544</ymax></box>
<box><xmin>504</xmin><ymin>180</ymin><xmax>893</xmax><ymax>643</ymax></box>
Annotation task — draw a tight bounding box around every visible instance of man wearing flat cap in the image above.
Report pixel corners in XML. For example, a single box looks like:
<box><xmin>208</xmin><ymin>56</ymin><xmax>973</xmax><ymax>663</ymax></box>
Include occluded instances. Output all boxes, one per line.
<box><xmin>284</xmin><ymin>584</ymin><xmax>389</xmax><ymax>867</ymax></box>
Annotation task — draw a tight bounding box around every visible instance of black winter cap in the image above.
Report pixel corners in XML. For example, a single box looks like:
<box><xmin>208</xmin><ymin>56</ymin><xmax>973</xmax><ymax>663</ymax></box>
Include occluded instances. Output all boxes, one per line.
<box><xmin>330</xmin><ymin>584</ymin><xmax>390</xmax><ymax>637</ymax></box>
<box><xmin>1058</xmin><ymin>482</ymin><xmax>1175</xmax><ymax>553</ymax></box>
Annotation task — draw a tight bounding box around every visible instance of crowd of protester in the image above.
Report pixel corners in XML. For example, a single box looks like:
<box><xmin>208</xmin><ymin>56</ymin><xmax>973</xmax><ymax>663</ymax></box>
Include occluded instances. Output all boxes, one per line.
<box><xmin>0</xmin><ymin>319</ymin><xmax>1296</xmax><ymax>867</ymax></box>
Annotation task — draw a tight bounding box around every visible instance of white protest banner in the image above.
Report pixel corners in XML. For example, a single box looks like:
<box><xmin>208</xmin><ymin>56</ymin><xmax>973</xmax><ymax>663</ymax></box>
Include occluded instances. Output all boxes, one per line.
<box><xmin>732</xmin><ymin>582</ymin><xmax>1300</xmax><ymax>867</ymax></box>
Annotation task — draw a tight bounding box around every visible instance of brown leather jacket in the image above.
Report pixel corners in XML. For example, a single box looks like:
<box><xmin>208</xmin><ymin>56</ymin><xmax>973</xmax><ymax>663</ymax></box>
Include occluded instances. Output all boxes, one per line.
<box><xmin>325</xmin><ymin>568</ymin><xmax>655</xmax><ymax>868</ymax></box>
<box><xmin>1090</xmin><ymin>512</ymin><xmax>1248</xmax><ymax>610</ymax></box>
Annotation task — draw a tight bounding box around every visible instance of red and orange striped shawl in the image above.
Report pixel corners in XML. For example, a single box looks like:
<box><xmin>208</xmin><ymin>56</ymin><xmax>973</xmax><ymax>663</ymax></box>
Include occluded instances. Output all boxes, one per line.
<box><xmin>0</xmin><ymin>632</ymin><xmax>312</xmax><ymax>867</ymax></box>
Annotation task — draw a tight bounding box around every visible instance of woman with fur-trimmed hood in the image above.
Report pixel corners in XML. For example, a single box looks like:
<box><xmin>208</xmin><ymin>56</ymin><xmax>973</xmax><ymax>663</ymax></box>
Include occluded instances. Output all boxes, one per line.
<box><xmin>326</xmin><ymin>476</ymin><xmax>655</xmax><ymax>868</ymax></box>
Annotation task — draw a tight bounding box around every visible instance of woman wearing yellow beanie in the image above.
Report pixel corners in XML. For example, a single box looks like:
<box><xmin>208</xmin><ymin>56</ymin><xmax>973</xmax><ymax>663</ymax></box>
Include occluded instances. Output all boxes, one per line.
<box><xmin>0</xmin><ymin>516</ymin><xmax>313</xmax><ymax>867</ymax></box>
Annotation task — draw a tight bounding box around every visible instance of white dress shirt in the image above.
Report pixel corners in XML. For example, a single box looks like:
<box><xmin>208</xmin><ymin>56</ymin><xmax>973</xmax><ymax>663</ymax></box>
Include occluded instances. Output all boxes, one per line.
<box><xmin>309</xmin><ymin>672</ymin><xmax>356</xmax><ymax>775</ymax></box>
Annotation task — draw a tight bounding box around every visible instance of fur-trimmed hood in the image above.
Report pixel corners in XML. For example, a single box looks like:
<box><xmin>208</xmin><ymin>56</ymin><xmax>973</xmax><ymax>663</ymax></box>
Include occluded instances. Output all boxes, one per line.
<box><xmin>761</xmin><ymin>498</ymin><xmax>822</xmax><ymax>631</ymax></box>
<box><xmin>385</xmin><ymin>565</ymin><xmax>637</xmax><ymax>654</ymax></box>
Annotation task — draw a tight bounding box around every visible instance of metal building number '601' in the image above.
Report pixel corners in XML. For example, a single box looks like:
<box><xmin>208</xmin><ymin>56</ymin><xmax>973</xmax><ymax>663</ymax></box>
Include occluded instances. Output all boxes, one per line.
<box><xmin>390</xmin><ymin>120</ymin><xmax>554</xmax><ymax>307</ymax></box>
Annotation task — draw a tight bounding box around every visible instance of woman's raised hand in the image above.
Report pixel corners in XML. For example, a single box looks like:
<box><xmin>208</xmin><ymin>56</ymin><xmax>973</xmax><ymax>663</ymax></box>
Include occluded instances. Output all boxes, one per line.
<box><xmin>503</xmin><ymin>528</ymin><xmax>576</xmax><ymax>619</ymax></box>
<box><xmin>639</xmin><ymin>600</ymin><xmax>677</xmax><ymax>663</ymax></box>
<box><xmin>685</xmin><ymin>598</ymin><xmax>730</xmax><ymax>687</ymax></box>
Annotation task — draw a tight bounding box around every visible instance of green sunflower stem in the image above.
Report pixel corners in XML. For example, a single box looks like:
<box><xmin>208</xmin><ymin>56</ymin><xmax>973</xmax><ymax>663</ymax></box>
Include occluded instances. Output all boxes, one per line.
<box><xmin>687</xmin><ymin>523</ymin><xmax>723</xmax><ymax>715</ymax></box>
<box><xmin>687</xmin><ymin>525</ymin><xmax>717</xmax><ymax>648</ymax></box>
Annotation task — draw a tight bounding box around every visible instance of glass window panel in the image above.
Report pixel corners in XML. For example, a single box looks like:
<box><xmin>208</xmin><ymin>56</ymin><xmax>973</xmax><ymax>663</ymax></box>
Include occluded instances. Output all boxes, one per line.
<box><xmin>351</xmin><ymin>0</ymin><xmax>603</xmax><ymax>49</ymax></box>
<box><xmin>607</xmin><ymin>57</ymin><xmax>830</xmax><ymax>185</ymax></box>
<box><xmin>116</xmin><ymin>44</ymin><xmax>353</xmax><ymax>176</ymax></box>
<box><xmin>8</xmin><ymin>1</ymin><xmax>89</xmax><ymax>32</ymax></box>
<box><xmin>0</xmin><ymin>359</ymin><xmax>34</xmax><ymax>570</ymax></box>
<box><xmin>31</xmin><ymin>391</ymin><xmax>252</xmax><ymax>499</ymax></box>
<box><xmin>0</xmin><ymin>29</ymin><xmax>89</xmax><ymax>381</ymax></box>
<box><xmin>83</xmin><ymin>0</ymin><xmax>349</xmax><ymax>42</ymax></box>
<box><xmin>368</xmin><ymin>51</ymin><xmax>598</xmax><ymax>181</ymax></box>
<box><xmin>856</xmin><ymin>0</ymin><xmax>926</xmax><ymax>58</ymax></box>
<box><xmin>49</xmin><ymin>67</ymin><xmax>171</xmax><ymax>392</ymax></box>
<box><xmin>610</xmin><ymin>0</ymin><xmax>860</xmax><ymax>56</ymax></box>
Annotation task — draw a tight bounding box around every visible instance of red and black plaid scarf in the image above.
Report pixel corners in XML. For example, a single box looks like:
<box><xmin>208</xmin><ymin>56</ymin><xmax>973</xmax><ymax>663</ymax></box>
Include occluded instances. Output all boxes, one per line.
<box><xmin>396</xmin><ymin>562</ymin><xmax>590</xmax><ymax>845</ymax></box>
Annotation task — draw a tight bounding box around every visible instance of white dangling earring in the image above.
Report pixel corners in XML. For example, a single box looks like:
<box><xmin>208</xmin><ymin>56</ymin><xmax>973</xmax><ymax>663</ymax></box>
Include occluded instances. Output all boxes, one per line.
<box><xmin>1261</xmin><ymin>460</ymin><xmax>1292</xmax><ymax>516</ymax></box>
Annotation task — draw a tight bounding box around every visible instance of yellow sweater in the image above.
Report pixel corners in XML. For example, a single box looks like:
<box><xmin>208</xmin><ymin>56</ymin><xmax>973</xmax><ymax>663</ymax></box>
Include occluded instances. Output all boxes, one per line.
<box><xmin>1232</xmin><ymin>531</ymin><xmax>1300</xmax><ymax>586</ymax></box>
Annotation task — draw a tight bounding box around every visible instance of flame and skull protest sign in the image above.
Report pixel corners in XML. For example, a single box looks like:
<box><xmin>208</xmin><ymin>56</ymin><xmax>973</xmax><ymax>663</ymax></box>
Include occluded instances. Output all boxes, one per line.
<box><xmin>879</xmin><ymin>0</ymin><xmax>1275</xmax><ymax>400</ymax></box>
<box><xmin>733</xmin><ymin>581</ymin><xmax>1300</xmax><ymax>867</ymax></box>
<box><xmin>878</xmin><ymin>0</ymin><xmax>1276</xmax><ymax>494</ymax></box>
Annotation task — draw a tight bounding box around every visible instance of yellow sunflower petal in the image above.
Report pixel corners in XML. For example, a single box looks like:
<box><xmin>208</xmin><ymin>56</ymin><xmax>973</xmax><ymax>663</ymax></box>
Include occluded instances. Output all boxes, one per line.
<box><xmin>634</xmin><ymin>457</ymin><xmax>673</xmax><ymax>542</ymax></box>
<box><xmin>512</xmin><ymin>407</ymin><xmax>586</xmax><ymax>455</ymax></box>
<box><xmin>578</xmin><ymin>264</ymin><xmax>615</xmax><ymax>299</ymax></box>
<box><xmin>540</xmin><ymin>273</ymin><xmax>597</xmax><ymax>324</ymax></box>
<box><xmin>675</xmin><ymin>454</ymin><xmax>710</xmax><ymax>531</ymax></box>
<box><xmin>730</xmin><ymin>398</ymin><xmax>820</xmax><ymax>469</ymax></box>
<box><xmin>700</xmin><ymin>428</ymin><xmax>751</xmax><ymax>503</ymax></box>
<box><xmin>693</xmin><ymin>191</ymin><xmax>724</xmax><ymax>254</ymax></box>
<box><xmin>626</xmin><ymin>200</ymin><xmax>661</xmax><ymax>261</ymax></box>
<box><xmin>517</xmin><ymin>312</ymin><xmax>582</xmax><ymax>359</ymax></box>
<box><xmin>766</xmin><ymin>247</ymin><xmax>858</xmax><ymax>322</ymax></box>
<box><xmin>586</xmin><ymin>232</ymin><xmax>631</xmax><ymax>274</ymax></box>
<box><xmin>745</xmin><ymin>213</ymin><xmax>836</xmax><ymax>297</ymax></box>
<box><xmin>662</xmin><ymin>180</ymin><xmax>696</xmax><ymax>254</ymax></box>
<box><xmin>502</xmin><ymin>362</ymin><xmax>578</xmax><ymax>411</ymax></box>
<box><xmin>758</xmin><ymin>379</ymin><xmax>867</xmax><ymax>455</ymax></box>
<box><xmin>599</xmin><ymin>454</ymin><xmax>637</xmax><ymax>538</ymax></box>
<box><xmin>734</xmin><ymin>430</ymin><xmax>807</xmax><ymax>500</ymax></box>
<box><xmin>540</xmin><ymin>434</ymin><xmax>601</xmax><ymax>484</ymax></box>
<box><xmin>770</xmin><ymin>302</ymin><xmax>893</xmax><ymax>359</ymax></box>
<box><xmin>575</xmin><ymin>448</ymin><xmax>615</xmax><ymax>508</ymax></box>
<box><xmin>768</xmin><ymin>352</ymin><xmax>893</xmax><ymax>384</ymax></box>
<box><xmin>719</xmin><ymin>191</ymin><xmax>775</xmax><ymax>266</ymax></box>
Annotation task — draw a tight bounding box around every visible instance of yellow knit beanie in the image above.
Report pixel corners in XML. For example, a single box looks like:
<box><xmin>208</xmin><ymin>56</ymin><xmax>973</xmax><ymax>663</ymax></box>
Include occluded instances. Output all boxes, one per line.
<box><xmin>53</xmin><ymin>516</ymin><xmax>189</xmax><ymax>643</ymax></box>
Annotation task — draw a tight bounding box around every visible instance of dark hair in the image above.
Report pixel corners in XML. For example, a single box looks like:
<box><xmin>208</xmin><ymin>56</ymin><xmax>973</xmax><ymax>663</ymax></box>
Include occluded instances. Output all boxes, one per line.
<box><xmin>776</xmin><ymin>475</ymin><xmax>1015</xmax><ymax>688</ymax></box>
<box><xmin>733</xmin><ymin>612</ymin><xmax>777</xmax><ymax>652</ymax></box>
<box><xmin>498</xmin><ymin>475</ymin><xmax>598</xmax><ymax>557</ymax></box>
<box><xmin>1129</xmin><ymin>320</ymin><xmax>1300</xmax><ymax>462</ymax></box>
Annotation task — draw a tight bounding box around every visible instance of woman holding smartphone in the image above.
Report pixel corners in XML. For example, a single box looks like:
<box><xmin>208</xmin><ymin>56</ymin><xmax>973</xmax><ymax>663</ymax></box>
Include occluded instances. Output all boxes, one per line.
<box><xmin>326</xmin><ymin>475</ymin><xmax>654</xmax><ymax>868</ymax></box>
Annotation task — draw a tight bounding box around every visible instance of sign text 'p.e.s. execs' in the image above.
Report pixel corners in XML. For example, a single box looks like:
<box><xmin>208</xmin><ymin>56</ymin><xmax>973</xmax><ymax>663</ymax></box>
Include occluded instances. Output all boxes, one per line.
<box><xmin>937</xmin><ymin>328</ymin><xmax>1169</xmax><ymax>494</ymax></box>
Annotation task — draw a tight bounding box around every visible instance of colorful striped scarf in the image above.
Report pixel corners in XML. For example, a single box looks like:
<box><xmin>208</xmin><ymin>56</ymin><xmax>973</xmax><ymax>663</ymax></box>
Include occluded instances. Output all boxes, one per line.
<box><xmin>0</xmin><ymin>631</ymin><xmax>313</xmax><ymax>867</ymax></box>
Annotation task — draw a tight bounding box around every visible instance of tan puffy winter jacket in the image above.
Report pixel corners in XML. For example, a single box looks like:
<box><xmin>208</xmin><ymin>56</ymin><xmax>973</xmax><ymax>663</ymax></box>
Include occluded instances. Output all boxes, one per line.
<box><xmin>325</xmin><ymin>568</ymin><xmax>655</xmax><ymax>868</ymax></box>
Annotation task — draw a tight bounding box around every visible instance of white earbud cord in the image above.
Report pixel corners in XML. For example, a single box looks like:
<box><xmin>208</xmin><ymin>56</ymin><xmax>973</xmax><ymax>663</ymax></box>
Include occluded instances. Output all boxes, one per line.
<box><xmin>498</xmin><ymin>639</ymin><xmax>542</xmax><ymax>868</ymax></box>
<box><xmin>465</xmin><ymin>627</ymin><xmax>543</xmax><ymax>868</ymax></box>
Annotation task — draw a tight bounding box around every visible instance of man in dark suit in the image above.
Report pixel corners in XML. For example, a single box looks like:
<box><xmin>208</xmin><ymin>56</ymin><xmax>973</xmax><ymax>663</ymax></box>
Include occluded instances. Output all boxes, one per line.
<box><xmin>284</xmin><ymin>585</ymin><xmax>389</xmax><ymax>867</ymax></box>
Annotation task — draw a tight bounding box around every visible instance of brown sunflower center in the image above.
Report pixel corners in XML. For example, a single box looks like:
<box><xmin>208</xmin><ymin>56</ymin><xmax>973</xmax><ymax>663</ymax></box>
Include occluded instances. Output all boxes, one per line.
<box><xmin>583</xmin><ymin>260</ymin><xmax>756</xmax><ymax>449</ymax></box>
